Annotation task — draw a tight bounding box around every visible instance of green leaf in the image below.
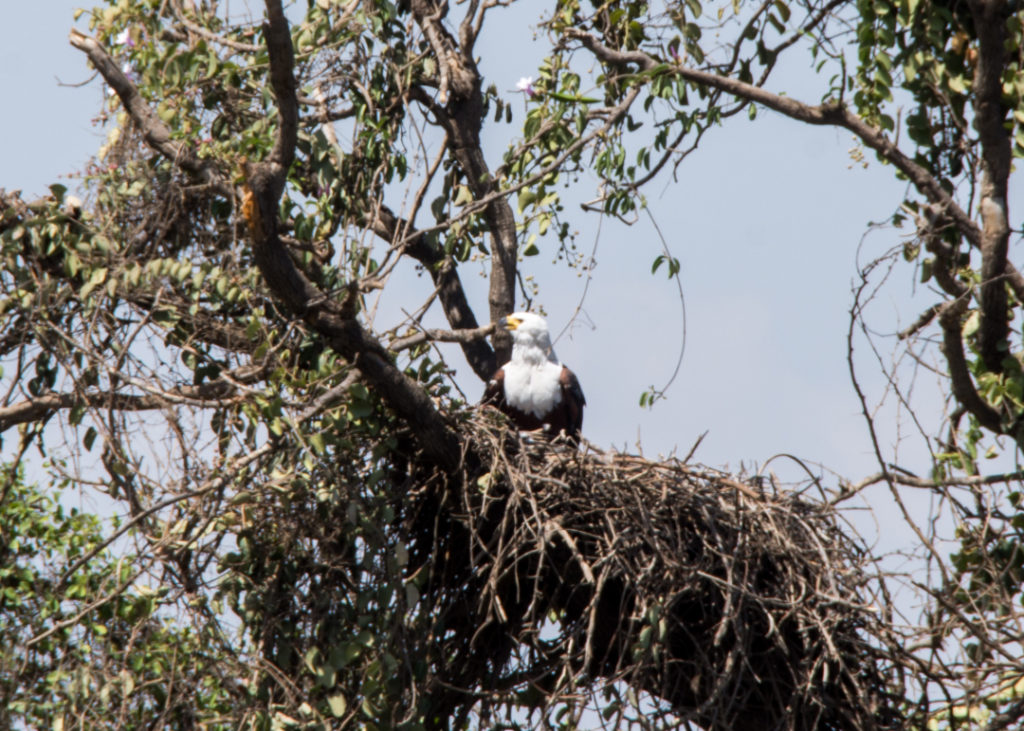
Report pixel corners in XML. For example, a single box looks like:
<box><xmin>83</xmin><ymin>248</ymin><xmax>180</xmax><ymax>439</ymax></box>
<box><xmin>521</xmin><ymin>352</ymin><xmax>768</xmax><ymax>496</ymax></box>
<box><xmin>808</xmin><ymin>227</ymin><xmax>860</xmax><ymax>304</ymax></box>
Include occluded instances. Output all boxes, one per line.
<box><xmin>547</xmin><ymin>91</ymin><xmax>600</xmax><ymax>103</ymax></box>
<box><xmin>79</xmin><ymin>268</ymin><xmax>108</xmax><ymax>299</ymax></box>
<box><xmin>523</xmin><ymin>234</ymin><xmax>539</xmax><ymax>256</ymax></box>
<box><xmin>948</xmin><ymin>75</ymin><xmax>968</xmax><ymax>94</ymax></box>
<box><xmin>453</xmin><ymin>185</ymin><xmax>473</xmax><ymax>206</ymax></box>
<box><xmin>517</xmin><ymin>189</ymin><xmax>538</xmax><ymax>213</ymax></box>
<box><xmin>327</xmin><ymin>693</ymin><xmax>347</xmax><ymax>717</ymax></box>
<box><xmin>919</xmin><ymin>258</ymin><xmax>933</xmax><ymax>283</ymax></box>
<box><xmin>962</xmin><ymin>310</ymin><xmax>980</xmax><ymax>338</ymax></box>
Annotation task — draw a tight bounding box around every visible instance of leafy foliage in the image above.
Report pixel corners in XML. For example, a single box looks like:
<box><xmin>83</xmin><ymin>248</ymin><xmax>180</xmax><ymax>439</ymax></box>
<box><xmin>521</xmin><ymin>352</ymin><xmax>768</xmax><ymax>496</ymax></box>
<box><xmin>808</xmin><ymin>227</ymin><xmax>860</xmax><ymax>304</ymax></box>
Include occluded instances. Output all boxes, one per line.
<box><xmin>5</xmin><ymin>0</ymin><xmax>1024</xmax><ymax>727</ymax></box>
<box><xmin>0</xmin><ymin>465</ymin><xmax>234</xmax><ymax>728</ymax></box>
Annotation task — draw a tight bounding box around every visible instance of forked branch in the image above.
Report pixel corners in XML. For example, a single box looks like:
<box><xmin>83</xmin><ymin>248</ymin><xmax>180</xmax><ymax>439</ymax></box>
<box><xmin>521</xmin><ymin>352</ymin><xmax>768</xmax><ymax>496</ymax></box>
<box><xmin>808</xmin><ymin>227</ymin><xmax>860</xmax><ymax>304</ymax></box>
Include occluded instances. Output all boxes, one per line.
<box><xmin>70</xmin><ymin>1</ymin><xmax>462</xmax><ymax>468</ymax></box>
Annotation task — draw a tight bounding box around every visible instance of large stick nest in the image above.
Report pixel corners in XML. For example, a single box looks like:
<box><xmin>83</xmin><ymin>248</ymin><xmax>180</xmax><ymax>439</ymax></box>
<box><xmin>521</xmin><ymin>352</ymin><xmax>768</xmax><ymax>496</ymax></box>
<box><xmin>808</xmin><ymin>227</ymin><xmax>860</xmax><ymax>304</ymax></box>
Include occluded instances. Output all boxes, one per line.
<box><xmin>406</xmin><ymin>413</ymin><xmax>906</xmax><ymax>729</ymax></box>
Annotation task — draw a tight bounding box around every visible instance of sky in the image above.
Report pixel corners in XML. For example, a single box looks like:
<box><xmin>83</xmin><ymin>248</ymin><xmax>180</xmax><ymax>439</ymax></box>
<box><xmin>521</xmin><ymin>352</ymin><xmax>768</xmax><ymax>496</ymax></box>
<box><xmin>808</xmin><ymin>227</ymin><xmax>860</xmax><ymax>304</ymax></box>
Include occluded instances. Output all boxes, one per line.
<box><xmin>2</xmin><ymin>1</ymin><xmax>1008</xmax><ymax>562</ymax></box>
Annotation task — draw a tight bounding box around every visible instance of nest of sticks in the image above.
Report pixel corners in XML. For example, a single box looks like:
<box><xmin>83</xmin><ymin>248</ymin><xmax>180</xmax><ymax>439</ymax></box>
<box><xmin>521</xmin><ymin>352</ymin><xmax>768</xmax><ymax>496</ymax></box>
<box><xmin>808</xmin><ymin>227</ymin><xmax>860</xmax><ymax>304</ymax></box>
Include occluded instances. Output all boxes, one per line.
<box><xmin>405</xmin><ymin>413</ymin><xmax>907</xmax><ymax>730</ymax></box>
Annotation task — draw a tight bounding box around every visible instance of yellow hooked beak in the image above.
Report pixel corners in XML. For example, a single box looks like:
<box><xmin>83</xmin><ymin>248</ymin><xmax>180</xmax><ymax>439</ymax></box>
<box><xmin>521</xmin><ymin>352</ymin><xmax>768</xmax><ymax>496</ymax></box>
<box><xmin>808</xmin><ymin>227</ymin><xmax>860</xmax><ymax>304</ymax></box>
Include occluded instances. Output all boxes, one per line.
<box><xmin>505</xmin><ymin>315</ymin><xmax>522</xmax><ymax>331</ymax></box>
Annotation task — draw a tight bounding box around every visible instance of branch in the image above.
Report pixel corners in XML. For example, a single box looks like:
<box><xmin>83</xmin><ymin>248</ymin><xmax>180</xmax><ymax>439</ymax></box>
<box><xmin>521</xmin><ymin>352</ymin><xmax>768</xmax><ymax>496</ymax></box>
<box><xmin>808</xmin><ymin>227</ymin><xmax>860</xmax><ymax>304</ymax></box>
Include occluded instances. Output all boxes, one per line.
<box><xmin>71</xmin><ymin>0</ymin><xmax>462</xmax><ymax>468</ymax></box>
<box><xmin>407</xmin><ymin>0</ymin><xmax>518</xmax><ymax>363</ymax></box>
<box><xmin>938</xmin><ymin>298</ymin><xmax>1003</xmax><ymax>433</ymax></box>
<box><xmin>389</xmin><ymin>324</ymin><xmax>496</xmax><ymax>353</ymax></box>
<box><xmin>55</xmin><ymin>369</ymin><xmax>361</xmax><ymax>594</ymax></box>
<box><xmin>241</xmin><ymin>0</ymin><xmax>460</xmax><ymax>467</ymax></box>
<box><xmin>967</xmin><ymin>0</ymin><xmax>1012</xmax><ymax>373</ymax></box>
<box><xmin>844</xmin><ymin>468</ymin><xmax>1024</xmax><ymax>493</ymax></box>
<box><xmin>126</xmin><ymin>292</ymin><xmax>257</xmax><ymax>354</ymax></box>
<box><xmin>168</xmin><ymin>0</ymin><xmax>262</xmax><ymax>53</ymax></box>
<box><xmin>410</xmin><ymin>0</ymin><xmax>475</xmax><ymax>103</ymax></box>
<box><xmin>897</xmin><ymin>303</ymin><xmax>941</xmax><ymax>340</ymax></box>
<box><xmin>68</xmin><ymin>29</ymin><xmax>230</xmax><ymax>197</ymax></box>
<box><xmin>264</xmin><ymin>0</ymin><xmax>298</xmax><ymax>179</ymax></box>
<box><xmin>370</xmin><ymin>204</ymin><xmax>497</xmax><ymax>379</ymax></box>
<box><xmin>0</xmin><ymin>392</ymin><xmax>178</xmax><ymax>433</ymax></box>
<box><xmin>0</xmin><ymin>365</ymin><xmax>266</xmax><ymax>433</ymax></box>
<box><xmin>568</xmin><ymin>26</ymin><xmax>1024</xmax><ymax>440</ymax></box>
<box><xmin>564</xmin><ymin>28</ymin><xmax>983</xmax><ymax>248</ymax></box>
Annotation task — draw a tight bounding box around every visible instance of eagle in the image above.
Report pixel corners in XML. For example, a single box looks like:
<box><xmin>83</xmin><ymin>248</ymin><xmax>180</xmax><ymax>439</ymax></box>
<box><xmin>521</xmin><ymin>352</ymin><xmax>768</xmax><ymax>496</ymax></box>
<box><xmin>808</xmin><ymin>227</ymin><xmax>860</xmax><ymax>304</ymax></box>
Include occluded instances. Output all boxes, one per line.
<box><xmin>482</xmin><ymin>312</ymin><xmax>585</xmax><ymax>442</ymax></box>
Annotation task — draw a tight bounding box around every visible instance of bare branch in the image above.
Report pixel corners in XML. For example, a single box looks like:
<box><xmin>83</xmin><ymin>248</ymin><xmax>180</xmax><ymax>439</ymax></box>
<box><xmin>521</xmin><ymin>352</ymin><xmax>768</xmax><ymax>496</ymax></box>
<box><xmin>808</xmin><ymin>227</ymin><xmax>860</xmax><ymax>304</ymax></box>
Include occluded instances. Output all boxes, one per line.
<box><xmin>389</xmin><ymin>324</ymin><xmax>496</xmax><ymax>353</ymax></box>
<box><xmin>966</xmin><ymin>0</ymin><xmax>1013</xmax><ymax>372</ymax></box>
<box><xmin>169</xmin><ymin>0</ymin><xmax>262</xmax><ymax>53</ymax></box>
<box><xmin>405</xmin><ymin>0</ymin><xmax>519</xmax><ymax>362</ymax></box>
<box><xmin>0</xmin><ymin>384</ymin><xmax>240</xmax><ymax>434</ymax></box>
<box><xmin>939</xmin><ymin>297</ymin><xmax>1003</xmax><ymax>433</ymax></box>
<box><xmin>898</xmin><ymin>303</ymin><xmax>942</xmax><ymax>340</ymax></box>
<box><xmin>844</xmin><ymin>468</ymin><xmax>1024</xmax><ymax>493</ymax></box>
<box><xmin>369</xmin><ymin>205</ymin><xmax>497</xmax><ymax>379</ymax></box>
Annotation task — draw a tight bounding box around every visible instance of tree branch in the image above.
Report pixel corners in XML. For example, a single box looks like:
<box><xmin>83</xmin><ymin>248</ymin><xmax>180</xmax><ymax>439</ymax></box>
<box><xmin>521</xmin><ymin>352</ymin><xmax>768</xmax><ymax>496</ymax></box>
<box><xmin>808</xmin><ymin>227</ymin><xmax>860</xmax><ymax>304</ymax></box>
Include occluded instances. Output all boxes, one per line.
<box><xmin>938</xmin><ymin>298</ymin><xmax>1003</xmax><ymax>433</ymax></box>
<box><xmin>0</xmin><ymin>190</ymin><xmax>258</xmax><ymax>358</ymax></box>
<box><xmin>68</xmin><ymin>29</ymin><xmax>230</xmax><ymax>197</ymax></box>
<box><xmin>70</xmin><ymin>0</ymin><xmax>462</xmax><ymax>468</ymax></box>
<box><xmin>264</xmin><ymin>0</ymin><xmax>298</xmax><ymax>180</ymax></box>
<box><xmin>389</xmin><ymin>324</ymin><xmax>496</xmax><ymax>353</ymax></box>
<box><xmin>0</xmin><ymin>381</ymin><xmax>244</xmax><ymax>434</ymax></box>
<box><xmin>567</xmin><ymin>25</ymin><xmax>1024</xmax><ymax>440</ymax></box>
<box><xmin>409</xmin><ymin>0</ymin><xmax>518</xmax><ymax>363</ymax></box>
<box><xmin>369</xmin><ymin>204</ymin><xmax>497</xmax><ymax>379</ymax></box>
<box><xmin>240</xmin><ymin>0</ymin><xmax>460</xmax><ymax>467</ymax></box>
<box><xmin>168</xmin><ymin>0</ymin><xmax>263</xmax><ymax>53</ymax></box>
<box><xmin>844</xmin><ymin>467</ymin><xmax>1024</xmax><ymax>493</ymax></box>
<box><xmin>898</xmin><ymin>303</ymin><xmax>942</xmax><ymax>340</ymax></box>
<box><xmin>967</xmin><ymin>0</ymin><xmax>1012</xmax><ymax>373</ymax></box>
<box><xmin>564</xmin><ymin>28</ymin><xmax>983</xmax><ymax>249</ymax></box>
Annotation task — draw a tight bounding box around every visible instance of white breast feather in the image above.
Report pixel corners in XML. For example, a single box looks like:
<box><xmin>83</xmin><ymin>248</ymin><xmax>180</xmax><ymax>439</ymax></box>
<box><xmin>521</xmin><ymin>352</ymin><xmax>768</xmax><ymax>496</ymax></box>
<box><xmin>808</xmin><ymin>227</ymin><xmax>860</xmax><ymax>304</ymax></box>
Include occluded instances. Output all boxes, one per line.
<box><xmin>503</xmin><ymin>361</ymin><xmax>563</xmax><ymax>419</ymax></box>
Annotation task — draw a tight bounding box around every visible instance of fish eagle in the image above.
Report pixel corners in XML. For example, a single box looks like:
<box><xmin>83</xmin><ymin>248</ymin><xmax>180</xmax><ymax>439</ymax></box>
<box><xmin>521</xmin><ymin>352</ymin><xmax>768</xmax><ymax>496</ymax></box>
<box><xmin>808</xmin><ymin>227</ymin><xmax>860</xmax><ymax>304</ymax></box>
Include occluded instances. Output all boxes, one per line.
<box><xmin>482</xmin><ymin>312</ymin><xmax>585</xmax><ymax>442</ymax></box>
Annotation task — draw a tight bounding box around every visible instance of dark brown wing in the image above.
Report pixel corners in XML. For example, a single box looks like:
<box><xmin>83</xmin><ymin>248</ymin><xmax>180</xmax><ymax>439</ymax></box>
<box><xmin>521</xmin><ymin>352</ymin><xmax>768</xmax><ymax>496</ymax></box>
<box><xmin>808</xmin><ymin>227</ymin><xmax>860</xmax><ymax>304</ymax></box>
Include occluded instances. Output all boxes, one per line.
<box><xmin>558</xmin><ymin>365</ymin><xmax>585</xmax><ymax>442</ymax></box>
<box><xmin>482</xmin><ymin>367</ymin><xmax>506</xmax><ymax>410</ymax></box>
<box><xmin>483</xmin><ymin>365</ymin><xmax>584</xmax><ymax>442</ymax></box>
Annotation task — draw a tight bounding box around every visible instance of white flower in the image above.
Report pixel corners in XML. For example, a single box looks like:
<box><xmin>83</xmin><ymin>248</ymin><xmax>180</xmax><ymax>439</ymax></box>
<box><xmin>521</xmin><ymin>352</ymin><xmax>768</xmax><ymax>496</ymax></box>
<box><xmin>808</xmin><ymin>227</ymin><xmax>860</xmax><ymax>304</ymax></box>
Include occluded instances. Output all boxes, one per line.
<box><xmin>108</xmin><ymin>62</ymin><xmax>137</xmax><ymax>97</ymax></box>
<box><xmin>515</xmin><ymin>76</ymin><xmax>535</xmax><ymax>97</ymax></box>
<box><xmin>113</xmin><ymin>28</ymin><xmax>134</xmax><ymax>48</ymax></box>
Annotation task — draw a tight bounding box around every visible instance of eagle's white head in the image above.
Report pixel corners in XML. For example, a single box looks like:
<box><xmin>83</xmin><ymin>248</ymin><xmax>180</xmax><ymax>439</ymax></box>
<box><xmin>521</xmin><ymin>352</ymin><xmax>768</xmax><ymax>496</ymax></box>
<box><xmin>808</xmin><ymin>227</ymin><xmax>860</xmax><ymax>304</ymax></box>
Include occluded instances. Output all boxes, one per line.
<box><xmin>506</xmin><ymin>312</ymin><xmax>559</xmax><ymax>366</ymax></box>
